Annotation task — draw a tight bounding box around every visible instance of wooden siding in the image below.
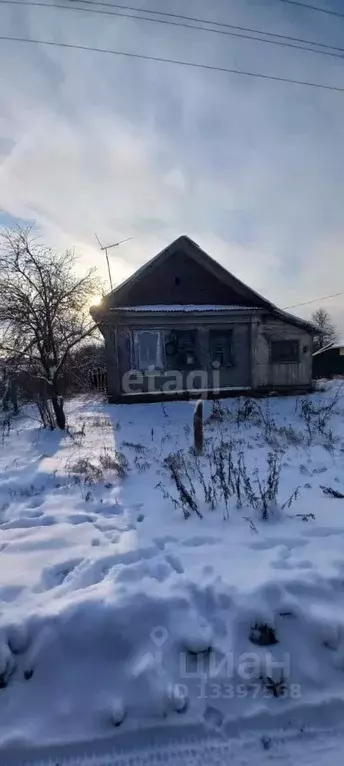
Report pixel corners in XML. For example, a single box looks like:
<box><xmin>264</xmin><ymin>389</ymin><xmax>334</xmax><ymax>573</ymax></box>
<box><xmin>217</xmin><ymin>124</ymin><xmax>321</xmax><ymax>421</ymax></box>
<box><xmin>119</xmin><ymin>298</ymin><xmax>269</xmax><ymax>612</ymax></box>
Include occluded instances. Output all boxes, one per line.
<box><xmin>102</xmin><ymin>326</ymin><xmax>118</xmax><ymax>399</ymax></box>
<box><xmin>109</xmin><ymin>248</ymin><xmax>258</xmax><ymax>308</ymax></box>
<box><xmin>112</xmin><ymin>312</ymin><xmax>252</xmax><ymax>396</ymax></box>
<box><xmin>104</xmin><ymin>311</ymin><xmax>313</xmax><ymax>400</ymax></box>
<box><xmin>252</xmin><ymin>318</ymin><xmax>312</xmax><ymax>389</ymax></box>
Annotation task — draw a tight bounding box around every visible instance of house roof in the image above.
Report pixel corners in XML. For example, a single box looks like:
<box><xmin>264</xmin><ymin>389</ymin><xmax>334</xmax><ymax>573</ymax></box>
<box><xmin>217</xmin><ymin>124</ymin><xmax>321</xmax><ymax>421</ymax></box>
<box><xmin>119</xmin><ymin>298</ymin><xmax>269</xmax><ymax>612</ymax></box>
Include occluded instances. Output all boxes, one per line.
<box><xmin>92</xmin><ymin>235</ymin><xmax>316</xmax><ymax>333</ymax></box>
<box><xmin>103</xmin><ymin>234</ymin><xmax>274</xmax><ymax>310</ymax></box>
<box><xmin>110</xmin><ymin>304</ymin><xmax>262</xmax><ymax>313</ymax></box>
<box><xmin>313</xmin><ymin>340</ymin><xmax>344</xmax><ymax>356</ymax></box>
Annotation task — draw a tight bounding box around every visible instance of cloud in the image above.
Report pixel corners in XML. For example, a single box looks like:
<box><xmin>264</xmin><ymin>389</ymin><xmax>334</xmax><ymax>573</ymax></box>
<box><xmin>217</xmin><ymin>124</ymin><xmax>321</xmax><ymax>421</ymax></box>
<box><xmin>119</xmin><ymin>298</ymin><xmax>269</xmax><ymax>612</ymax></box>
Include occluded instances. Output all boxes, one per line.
<box><xmin>1</xmin><ymin>0</ymin><xmax>344</xmax><ymax>328</ymax></box>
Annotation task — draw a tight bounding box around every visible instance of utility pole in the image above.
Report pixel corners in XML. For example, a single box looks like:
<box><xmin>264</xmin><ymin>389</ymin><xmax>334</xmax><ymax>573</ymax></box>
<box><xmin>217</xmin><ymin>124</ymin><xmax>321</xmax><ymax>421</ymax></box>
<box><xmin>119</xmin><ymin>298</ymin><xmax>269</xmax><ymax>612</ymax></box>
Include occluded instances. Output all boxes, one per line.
<box><xmin>95</xmin><ymin>234</ymin><xmax>133</xmax><ymax>290</ymax></box>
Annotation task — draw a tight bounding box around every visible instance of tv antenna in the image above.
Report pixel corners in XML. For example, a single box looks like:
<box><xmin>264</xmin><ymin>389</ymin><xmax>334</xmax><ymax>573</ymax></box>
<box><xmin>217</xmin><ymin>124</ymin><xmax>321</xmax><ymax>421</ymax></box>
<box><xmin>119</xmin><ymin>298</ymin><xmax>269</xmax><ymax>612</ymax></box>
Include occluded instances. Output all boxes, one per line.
<box><xmin>95</xmin><ymin>234</ymin><xmax>133</xmax><ymax>290</ymax></box>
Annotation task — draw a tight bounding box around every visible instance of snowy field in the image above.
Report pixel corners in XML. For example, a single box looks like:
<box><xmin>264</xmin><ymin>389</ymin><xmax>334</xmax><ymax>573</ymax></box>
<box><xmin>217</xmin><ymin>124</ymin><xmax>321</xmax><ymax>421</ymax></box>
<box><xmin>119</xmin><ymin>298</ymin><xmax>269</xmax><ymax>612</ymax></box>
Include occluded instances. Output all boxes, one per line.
<box><xmin>1</xmin><ymin>382</ymin><xmax>344</xmax><ymax>753</ymax></box>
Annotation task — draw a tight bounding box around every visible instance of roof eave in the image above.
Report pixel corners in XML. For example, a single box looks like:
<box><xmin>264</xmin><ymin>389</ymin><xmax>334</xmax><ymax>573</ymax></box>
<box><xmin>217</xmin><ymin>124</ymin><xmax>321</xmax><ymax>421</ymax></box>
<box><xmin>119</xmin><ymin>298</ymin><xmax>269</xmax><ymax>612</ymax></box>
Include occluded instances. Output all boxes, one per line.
<box><xmin>109</xmin><ymin>305</ymin><xmax>264</xmax><ymax>314</ymax></box>
<box><xmin>272</xmin><ymin>308</ymin><xmax>318</xmax><ymax>334</ymax></box>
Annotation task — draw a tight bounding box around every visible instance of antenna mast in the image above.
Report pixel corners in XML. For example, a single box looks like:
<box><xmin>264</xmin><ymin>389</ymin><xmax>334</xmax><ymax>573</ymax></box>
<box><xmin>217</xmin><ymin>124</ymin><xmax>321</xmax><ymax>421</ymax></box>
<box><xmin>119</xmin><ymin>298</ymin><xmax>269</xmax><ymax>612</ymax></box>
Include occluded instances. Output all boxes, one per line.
<box><xmin>95</xmin><ymin>234</ymin><xmax>133</xmax><ymax>290</ymax></box>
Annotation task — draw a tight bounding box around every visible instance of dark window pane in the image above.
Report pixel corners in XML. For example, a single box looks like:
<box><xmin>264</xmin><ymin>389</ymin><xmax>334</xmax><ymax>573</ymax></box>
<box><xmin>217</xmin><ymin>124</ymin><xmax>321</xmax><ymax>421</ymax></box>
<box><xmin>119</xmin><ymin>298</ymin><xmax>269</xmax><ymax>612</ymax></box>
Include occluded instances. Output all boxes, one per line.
<box><xmin>164</xmin><ymin>330</ymin><xmax>198</xmax><ymax>368</ymax></box>
<box><xmin>270</xmin><ymin>340</ymin><xmax>299</xmax><ymax>363</ymax></box>
<box><xmin>209</xmin><ymin>330</ymin><xmax>233</xmax><ymax>367</ymax></box>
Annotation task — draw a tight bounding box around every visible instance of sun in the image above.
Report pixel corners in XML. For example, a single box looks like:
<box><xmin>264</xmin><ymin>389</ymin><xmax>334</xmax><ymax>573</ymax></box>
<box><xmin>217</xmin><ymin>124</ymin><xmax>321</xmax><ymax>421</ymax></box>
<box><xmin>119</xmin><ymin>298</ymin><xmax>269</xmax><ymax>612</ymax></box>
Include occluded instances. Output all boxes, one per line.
<box><xmin>91</xmin><ymin>295</ymin><xmax>103</xmax><ymax>307</ymax></box>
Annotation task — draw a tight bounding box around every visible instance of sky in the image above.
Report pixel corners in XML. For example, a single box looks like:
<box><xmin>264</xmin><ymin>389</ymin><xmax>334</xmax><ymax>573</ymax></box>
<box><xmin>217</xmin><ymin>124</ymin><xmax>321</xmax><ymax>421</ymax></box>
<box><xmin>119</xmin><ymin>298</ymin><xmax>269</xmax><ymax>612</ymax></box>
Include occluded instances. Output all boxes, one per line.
<box><xmin>1</xmin><ymin>0</ymin><xmax>344</xmax><ymax>329</ymax></box>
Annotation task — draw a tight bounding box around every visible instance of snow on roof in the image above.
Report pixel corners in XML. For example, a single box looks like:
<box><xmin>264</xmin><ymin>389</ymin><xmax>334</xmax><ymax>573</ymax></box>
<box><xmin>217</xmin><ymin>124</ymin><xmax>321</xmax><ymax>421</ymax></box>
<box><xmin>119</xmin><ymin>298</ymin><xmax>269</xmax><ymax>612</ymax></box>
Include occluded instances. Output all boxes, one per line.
<box><xmin>313</xmin><ymin>339</ymin><xmax>344</xmax><ymax>355</ymax></box>
<box><xmin>110</xmin><ymin>304</ymin><xmax>261</xmax><ymax>312</ymax></box>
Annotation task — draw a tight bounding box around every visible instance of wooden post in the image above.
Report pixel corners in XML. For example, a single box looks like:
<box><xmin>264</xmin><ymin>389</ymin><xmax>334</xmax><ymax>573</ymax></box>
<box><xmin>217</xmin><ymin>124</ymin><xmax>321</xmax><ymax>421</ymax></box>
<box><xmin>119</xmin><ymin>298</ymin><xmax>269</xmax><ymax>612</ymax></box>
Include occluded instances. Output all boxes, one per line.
<box><xmin>193</xmin><ymin>400</ymin><xmax>204</xmax><ymax>455</ymax></box>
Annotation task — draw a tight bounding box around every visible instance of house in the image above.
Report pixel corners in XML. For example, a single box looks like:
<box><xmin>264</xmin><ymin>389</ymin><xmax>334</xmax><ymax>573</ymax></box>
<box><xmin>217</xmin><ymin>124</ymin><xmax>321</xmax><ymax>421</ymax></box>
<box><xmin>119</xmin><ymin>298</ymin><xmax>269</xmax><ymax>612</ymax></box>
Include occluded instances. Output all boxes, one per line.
<box><xmin>313</xmin><ymin>340</ymin><xmax>344</xmax><ymax>379</ymax></box>
<box><xmin>91</xmin><ymin>235</ymin><xmax>316</xmax><ymax>403</ymax></box>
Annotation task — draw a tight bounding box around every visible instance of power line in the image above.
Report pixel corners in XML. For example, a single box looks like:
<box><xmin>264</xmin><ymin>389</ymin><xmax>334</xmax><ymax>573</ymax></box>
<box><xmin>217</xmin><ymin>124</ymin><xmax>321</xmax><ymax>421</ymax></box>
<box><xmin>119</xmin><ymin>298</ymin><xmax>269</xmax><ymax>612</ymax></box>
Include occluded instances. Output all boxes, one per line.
<box><xmin>283</xmin><ymin>290</ymin><xmax>344</xmax><ymax>309</ymax></box>
<box><xmin>279</xmin><ymin>0</ymin><xmax>344</xmax><ymax>19</ymax></box>
<box><xmin>67</xmin><ymin>0</ymin><xmax>344</xmax><ymax>51</ymax></box>
<box><xmin>1</xmin><ymin>34</ymin><xmax>344</xmax><ymax>91</ymax></box>
<box><xmin>6</xmin><ymin>0</ymin><xmax>344</xmax><ymax>61</ymax></box>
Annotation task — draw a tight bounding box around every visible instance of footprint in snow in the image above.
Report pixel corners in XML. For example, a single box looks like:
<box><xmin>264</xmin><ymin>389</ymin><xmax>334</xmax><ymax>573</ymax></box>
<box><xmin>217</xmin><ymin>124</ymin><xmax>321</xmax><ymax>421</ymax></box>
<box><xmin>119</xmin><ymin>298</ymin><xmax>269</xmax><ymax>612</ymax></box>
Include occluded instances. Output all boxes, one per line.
<box><xmin>116</xmin><ymin>553</ymin><xmax>182</xmax><ymax>585</ymax></box>
<box><xmin>23</xmin><ymin>509</ymin><xmax>44</xmax><ymax>519</ymax></box>
<box><xmin>97</xmin><ymin>504</ymin><xmax>123</xmax><ymax>517</ymax></box>
<box><xmin>26</xmin><ymin>498</ymin><xmax>44</xmax><ymax>510</ymax></box>
<box><xmin>272</xmin><ymin>560</ymin><xmax>292</xmax><ymax>570</ymax></box>
<box><xmin>181</xmin><ymin>536</ymin><xmax>221</xmax><ymax>548</ymax></box>
<box><xmin>153</xmin><ymin>536</ymin><xmax>178</xmax><ymax>550</ymax></box>
<box><xmin>250</xmin><ymin>537</ymin><xmax>307</xmax><ymax>551</ymax></box>
<box><xmin>38</xmin><ymin>558</ymin><xmax>84</xmax><ymax>590</ymax></box>
<box><xmin>295</xmin><ymin>560</ymin><xmax>313</xmax><ymax>569</ymax></box>
<box><xmin>115</xmin><ymin>559</ymin><xmax>172</xmax><ymax>584</ymax></box>
<box><xmin>203</xmin><ymin>705</ymin><xmax>224</xmax><ymax>729</ymax></box>
<box><xmin>303</xmin><ymin>527</ymin><xmax>344</xmax><ymax>538</ymax></box>
<box><xmin>164</xmin><ymin>553</ymin><xmax>184</xmax><ymax>574</ymax></box>
<box><xmin>102</xmin><ymin>531</ymin><xmax>120</xmax><ymax>544</ymax></box>
<box><xmin>0</xmin><ymin>585</ymin><xmax>24</xmax><ymax>602</ymax></box>
<box><xmin>0</xmin><ymin>515</ymin><xmax>56</xmax><ymax>530</ymax></box>
<box><xmin>66</xmin><ymin>513</ymin><xmax>94</xmax><ymax>525</ymax></box>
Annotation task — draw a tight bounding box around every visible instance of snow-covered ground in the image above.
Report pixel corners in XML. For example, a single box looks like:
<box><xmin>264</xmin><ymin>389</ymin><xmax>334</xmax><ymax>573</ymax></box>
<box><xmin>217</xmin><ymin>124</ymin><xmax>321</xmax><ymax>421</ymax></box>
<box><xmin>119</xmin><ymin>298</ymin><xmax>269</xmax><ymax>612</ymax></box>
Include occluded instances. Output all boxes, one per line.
<box><xmin>1</xmin><ymin>383</ymin><xmax>344</xmax><ymax>756</ymax></box>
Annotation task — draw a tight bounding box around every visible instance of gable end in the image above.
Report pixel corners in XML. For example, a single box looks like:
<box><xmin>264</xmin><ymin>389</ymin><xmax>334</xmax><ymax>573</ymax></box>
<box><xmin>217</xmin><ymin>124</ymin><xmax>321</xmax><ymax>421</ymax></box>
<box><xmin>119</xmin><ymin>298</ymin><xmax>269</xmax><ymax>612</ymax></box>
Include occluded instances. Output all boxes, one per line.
<box><xmin>106</xmin><ymin>236</ymin><xmax>273</xmax><ymax>310</ymax></box>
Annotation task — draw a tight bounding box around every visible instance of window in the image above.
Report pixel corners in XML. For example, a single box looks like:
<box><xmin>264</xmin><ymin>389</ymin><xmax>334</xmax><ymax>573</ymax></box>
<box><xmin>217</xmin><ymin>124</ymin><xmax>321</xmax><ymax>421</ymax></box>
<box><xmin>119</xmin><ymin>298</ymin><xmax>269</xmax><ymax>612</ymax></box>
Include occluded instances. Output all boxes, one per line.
<box><xmin>270</xmin><ymin>340</ymin><xmax>299</xmax><ymax>363</ymax></box>
<box><xmin>164</xmin><ymin>330</ymin><xmax>198</xmax><ymax>367</ymax></box>
<box><xmin>134</xmin><ymin>330</ymin><xmax>163</xmax><ymax>371</ymax></box>
<box><xmin>209</xmin><ymin>330</ymin><xmax>233</xmax><ymax>367</ymax></box>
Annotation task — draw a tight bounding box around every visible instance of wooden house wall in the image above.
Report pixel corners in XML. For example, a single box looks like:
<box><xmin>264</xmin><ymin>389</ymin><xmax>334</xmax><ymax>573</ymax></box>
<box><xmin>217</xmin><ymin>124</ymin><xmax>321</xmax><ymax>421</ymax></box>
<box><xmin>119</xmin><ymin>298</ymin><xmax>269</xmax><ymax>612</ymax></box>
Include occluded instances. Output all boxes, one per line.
<box><xmin>109</xmin><ymin>249</ymin><xmax>260</xmax><ymax>308</ymax></box>
<box><xmin>109</xmin><ymin>313</ymin><xmax>251</xmax><ymax>397</ymax></box>
<box><xmin>104</xmin><ymin>312</ymin><xmax>313</xmax><ymax>399</ymax></box>
<box><xmin>252</xmin><ymin>318</ymin><xmax>312</xmax><ymax>389</ymax></box>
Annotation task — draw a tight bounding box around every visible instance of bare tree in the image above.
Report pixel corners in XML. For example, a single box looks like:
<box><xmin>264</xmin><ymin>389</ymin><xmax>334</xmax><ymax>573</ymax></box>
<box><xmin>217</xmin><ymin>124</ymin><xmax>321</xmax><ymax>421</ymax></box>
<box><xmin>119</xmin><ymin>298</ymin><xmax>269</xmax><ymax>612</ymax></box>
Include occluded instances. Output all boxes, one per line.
<box><xmin>311</xmin><ymin>307</ymin><xmax>338</xmax><ymax>352</ymax></box>
<box><xmin>0</xmin><ymin>227</ymin><xmax>100</xmax><ymax>429</ymax></box>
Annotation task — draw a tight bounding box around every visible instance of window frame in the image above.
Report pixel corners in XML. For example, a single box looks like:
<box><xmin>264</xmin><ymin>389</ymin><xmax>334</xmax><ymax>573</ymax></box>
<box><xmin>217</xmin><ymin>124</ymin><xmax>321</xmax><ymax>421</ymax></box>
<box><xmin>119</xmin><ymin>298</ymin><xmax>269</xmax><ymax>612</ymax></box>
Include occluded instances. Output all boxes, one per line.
<box><xmin>133</xmin><ymin>329</ymin><xmax>164</xmax><ymax>372</ymax></box>
<box><xmin>164</xmin><ymin>329</ymin><xmax>199</xmax><ymax>369</ymax></box>
<box><xmin>270</xmin><ymin>339</ymin><xmax>299</xmax><ymax>364</ymax></box>
<box><xmin>209</xmin><ymin>329</ymin><xmax>234</xmax><ymax>368</ymax></box>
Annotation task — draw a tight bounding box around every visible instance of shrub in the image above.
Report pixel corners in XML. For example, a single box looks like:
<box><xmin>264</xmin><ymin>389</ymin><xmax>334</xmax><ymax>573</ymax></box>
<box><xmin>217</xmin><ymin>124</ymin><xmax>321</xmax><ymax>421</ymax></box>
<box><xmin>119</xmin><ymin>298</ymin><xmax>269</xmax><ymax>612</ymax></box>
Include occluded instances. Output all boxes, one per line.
<box><xmin>235</xmin><ymin>397</ymin><xmax>257</xmax><ymax>427</ymax></box>
<box><xmin>297</xmin><ymin>388</ymin><xmax>342</xmax><ymax>447</ymax></box>
<box><xmin>206</xmin><ymin>399</ymin><xmax>229</xmax><ymax>425</ymax></box>
<box><xmin>68</xmin><ymin>458</ymin><xmax>103</xmax><ymax>484</ymax></box>
<box><xmin>160</xmin><ymin>444</ymin><xmax>299</xmax><ymax>521</ymax></box>
<box><xmin>99</xmin><ymin>448</ymin><xmax>129</xmax><ymax>478</ymax></box>
<box><xmin>162</xmin><ymin>451</ymin><xmax>201</xmax><ymax>519</ymax></box>
<box><xmin>122</xmin><ymin>441</ymin><xmax>146</xmax><ymax>453</ymax></box>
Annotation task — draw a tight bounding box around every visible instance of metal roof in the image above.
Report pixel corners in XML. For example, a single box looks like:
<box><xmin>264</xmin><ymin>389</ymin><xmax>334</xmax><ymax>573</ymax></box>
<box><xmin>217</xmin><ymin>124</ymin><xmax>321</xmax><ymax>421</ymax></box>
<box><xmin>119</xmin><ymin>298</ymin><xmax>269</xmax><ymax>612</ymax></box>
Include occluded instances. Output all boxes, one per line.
<box><xmin>110</xmin><ymin>304</ymin><xmax>261</xmax><ymax>313</ymax></box>
<box><xmin>313</xmin><ymin>340</ymin><xmax>344</xmax><ymax>356</ymax></box>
